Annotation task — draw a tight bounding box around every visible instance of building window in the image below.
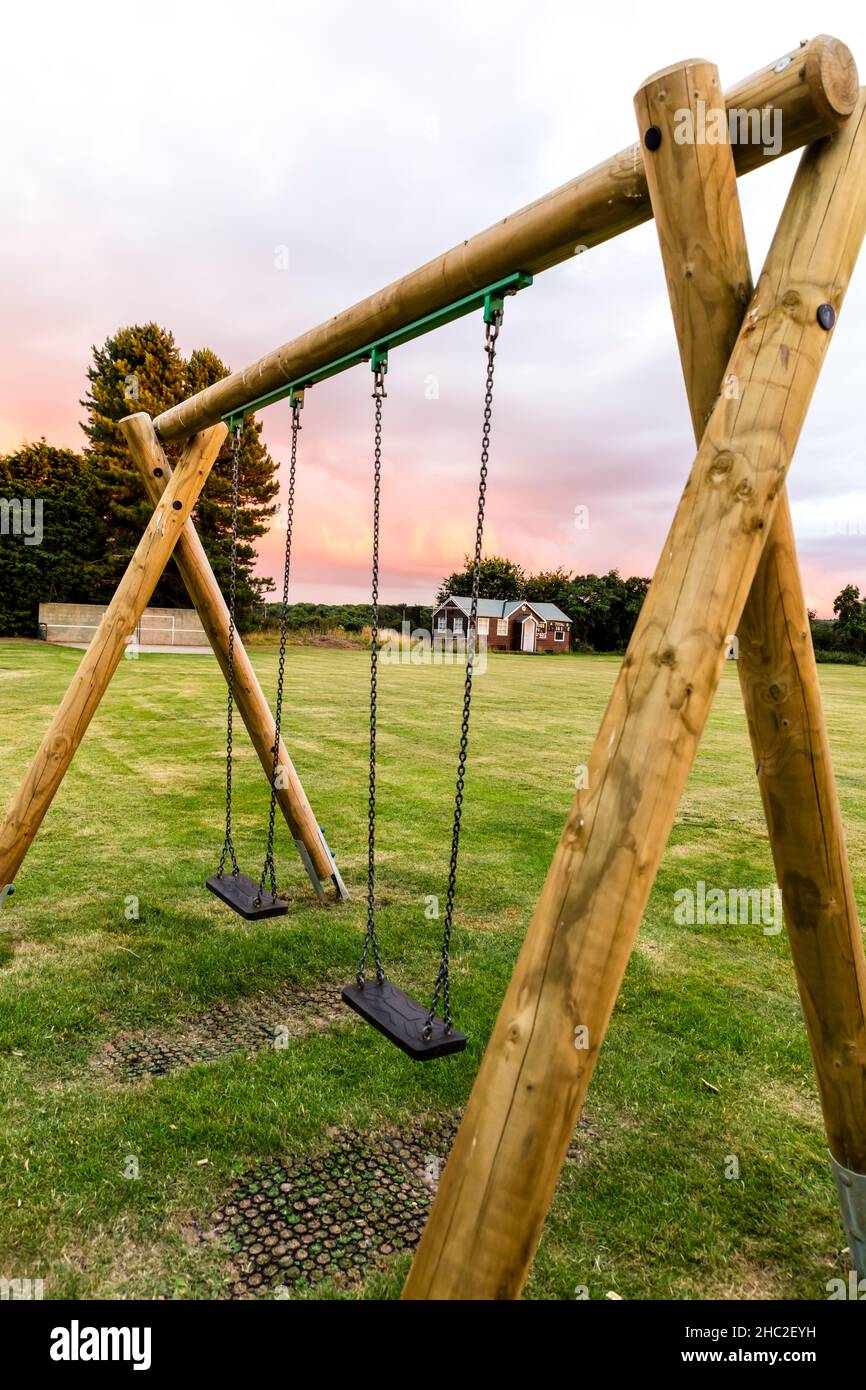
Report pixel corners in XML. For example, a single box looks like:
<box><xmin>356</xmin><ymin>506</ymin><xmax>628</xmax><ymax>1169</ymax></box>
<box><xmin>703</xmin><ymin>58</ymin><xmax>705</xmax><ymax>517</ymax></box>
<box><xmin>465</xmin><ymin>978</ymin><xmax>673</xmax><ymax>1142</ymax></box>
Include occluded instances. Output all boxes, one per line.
<box><xmin>453</xmin><ymin>616</ymin><xmax>464</xmax><ymax>634</ymax></box>
<box><xmin>554</xmin><ymin>629</ymin><xmax>565</xmax><ymax>642</ymax></box>
<box><xmin>497</xmin><ymin>619</ymin><xmax>508</xmax><ymax>636</ymax></box>
<box><xmin>436</xmin><ymin>614</ymin><xmax>447</xmax><ymax>631</ymax></box>
<box><xmin>477</xmin><ymin>617</ymin><xmax>489</xmax><ymax>635</ymax></box>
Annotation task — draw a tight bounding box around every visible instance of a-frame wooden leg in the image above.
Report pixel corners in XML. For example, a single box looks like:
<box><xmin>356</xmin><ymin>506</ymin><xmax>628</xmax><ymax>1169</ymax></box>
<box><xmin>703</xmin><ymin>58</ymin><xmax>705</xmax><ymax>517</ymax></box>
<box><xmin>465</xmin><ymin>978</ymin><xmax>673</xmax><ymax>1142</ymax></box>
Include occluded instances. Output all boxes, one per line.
<box><xmin>738</xmin><ymin>496</ymin><xmax>866</xmax><ymax>1273</ymax></box>
<box><xmin>120</xmin><ymin>414</ymin><xmax>346</xmax><ymax>899</ymax></box>
<box><xmin>0</xmin><ymin>424</ymin><xmax>226</xmax><ymax>887</ymax></box>
<box><xmin>403</xmin><ymin>93</ymin><xmax>866</xmax><ymax>1299</ymax></box>
<box><xmin>635</xmin><ymin>59</ymin><xmax>866</xmax><ymax>1280</ymax></box>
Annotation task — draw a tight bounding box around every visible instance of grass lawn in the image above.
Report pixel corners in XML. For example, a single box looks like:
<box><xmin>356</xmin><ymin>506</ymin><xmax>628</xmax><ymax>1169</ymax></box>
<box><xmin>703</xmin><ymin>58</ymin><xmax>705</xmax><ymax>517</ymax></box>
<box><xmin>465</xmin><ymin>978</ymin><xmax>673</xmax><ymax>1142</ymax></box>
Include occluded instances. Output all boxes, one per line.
<box><xmin>1</xmin><ymin>637</ymin><xmax>864</xmax><ymax>1300</ymax></box>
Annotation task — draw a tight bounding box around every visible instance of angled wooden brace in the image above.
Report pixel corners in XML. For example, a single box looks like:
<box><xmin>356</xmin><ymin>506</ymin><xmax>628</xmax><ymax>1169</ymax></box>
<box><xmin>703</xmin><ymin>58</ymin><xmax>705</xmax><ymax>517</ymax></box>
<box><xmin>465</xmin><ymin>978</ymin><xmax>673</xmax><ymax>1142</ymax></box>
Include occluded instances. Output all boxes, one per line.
<box><xmin>0</xmin><ymin>425</ymin><xmax>226</xmax><ymax>886</ymax></box>
<box><xmin>120</xmin><ymin>414</ymin><xmax>348</xmax><ymax>902</ymax></box>
<box><xmin>636</xmin><ymin>59</ymin><xmax>866</xmax><ymax>1281</ymax></box>
<box><xmin>403</xmin><ymin>92</ymin><xmax>866</xmax><ymax>1299</ymax></box>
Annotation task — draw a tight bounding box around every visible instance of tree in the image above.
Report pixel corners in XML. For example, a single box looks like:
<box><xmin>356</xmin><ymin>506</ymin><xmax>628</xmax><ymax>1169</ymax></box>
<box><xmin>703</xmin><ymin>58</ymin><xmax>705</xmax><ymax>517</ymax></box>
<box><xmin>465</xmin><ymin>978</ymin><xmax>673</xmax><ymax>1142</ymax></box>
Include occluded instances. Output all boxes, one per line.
<box><xmin>0</xmin><ymin>441</ymin><xmax>106</xmax><ymax>635</ymax></box>
<box><xmin>566</xmin><ymin>572</ymin><xmax>619</xmax><ymax>649</ymax></box>
<box><xmin>833</xmin><ymin>583</ymin><xmax>866</xmax><ymax>654</ymax></box>
<box><xmin>525</xmin><ymin>567</ymin><xmax>572</xmax><ymax>604</ymax></box>
<box><xmin>436</xmin><ymin>554</ymin><xmax>525</xmax><ymax>604</ymax></box>
<box><xmin>80</xmin><ymin>323</ymin><xmax>186</xmax><ymax>600</ymax></box>
<box><xmin>544</xmin><ymin>570</ymin><xmax>650</xmax><ymax>651</ymax></box>
<box><xmin>81</xmin><ymin>325</ymin><xmax>278</xmax><ymax>625</ymax></box>
<box><xmin>621</xmin><ymin>574</ymin><xmax>651</xmax><ymax>636</ymax></box>
<box><xmin>183</xmin><ymin>347</ymin><xmax>278</xmax><ymax>625</ymax></box>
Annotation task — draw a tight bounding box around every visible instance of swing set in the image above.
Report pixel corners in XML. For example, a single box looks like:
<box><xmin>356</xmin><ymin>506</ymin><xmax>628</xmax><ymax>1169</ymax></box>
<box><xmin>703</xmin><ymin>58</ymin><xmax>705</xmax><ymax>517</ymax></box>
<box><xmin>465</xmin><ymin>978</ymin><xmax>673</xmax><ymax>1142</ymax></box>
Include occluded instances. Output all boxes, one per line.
<box><xmin>1</xmin><ymin>32</ymin><xmax>865</xmax><ymax>1298</ymax></box>
<box><xmin>205</xmin><ymin>273</ymin><xmax>530</xmax><ymax>1055</ymax></box>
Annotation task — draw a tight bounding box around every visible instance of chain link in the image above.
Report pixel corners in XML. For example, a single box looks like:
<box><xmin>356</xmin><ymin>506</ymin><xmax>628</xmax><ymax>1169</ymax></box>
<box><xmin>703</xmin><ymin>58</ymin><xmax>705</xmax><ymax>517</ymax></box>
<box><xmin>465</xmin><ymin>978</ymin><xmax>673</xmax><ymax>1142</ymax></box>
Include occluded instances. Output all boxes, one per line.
<box><xmin>355</xmin><ymin>307</ymin><xmax>504</xmax><ymax>1022</ymax></box>
<box><xmin>217</xmin><ymin>421</ymin><xmax>242</xmax><ymax>878</ymax></box>
<box><xmin>255</xmin><ymin>400</ymin><xmax>301</xmax><ymax>905</ymax></box>
<box><xmin>424</xmin><ymin>309</ymin><xmax>503</xmax><ymax>1037</ymax></box>
<box><xmin>357</xmin><ymin>364</ymin><xmax>387</xmax><ymax>987</ymax></box>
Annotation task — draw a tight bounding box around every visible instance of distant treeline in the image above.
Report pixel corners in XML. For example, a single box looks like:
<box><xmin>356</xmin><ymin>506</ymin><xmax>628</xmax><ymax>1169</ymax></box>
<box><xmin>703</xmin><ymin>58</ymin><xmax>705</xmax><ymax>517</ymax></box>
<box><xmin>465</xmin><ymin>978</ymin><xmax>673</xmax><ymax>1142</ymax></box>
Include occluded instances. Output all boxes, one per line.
<box><xmin>259</xmin><ymin>566</ymin><xmax>866</xmax><ymax>663</ymax></box>
<box><xmin>260</xmin><ymin>602</ymin><xmax>433</xmax><ymax>636</ymax></box>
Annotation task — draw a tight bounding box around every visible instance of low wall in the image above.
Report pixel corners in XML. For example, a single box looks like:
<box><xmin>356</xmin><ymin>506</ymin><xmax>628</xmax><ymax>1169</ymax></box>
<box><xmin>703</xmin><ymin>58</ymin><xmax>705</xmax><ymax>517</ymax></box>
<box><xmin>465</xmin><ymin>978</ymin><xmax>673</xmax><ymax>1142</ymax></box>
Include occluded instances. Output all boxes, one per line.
<box><xmin>38</xmin><ymin>602</ymin><xmax>209</xmax><ymax>647</ymax></box>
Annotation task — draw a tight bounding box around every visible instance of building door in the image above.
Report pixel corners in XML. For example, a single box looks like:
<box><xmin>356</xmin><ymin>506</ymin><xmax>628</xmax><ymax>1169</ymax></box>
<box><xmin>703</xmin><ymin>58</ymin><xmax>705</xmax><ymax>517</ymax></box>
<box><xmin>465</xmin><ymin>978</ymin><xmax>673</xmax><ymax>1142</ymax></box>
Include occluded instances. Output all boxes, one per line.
<box><xmin>521</xmin><ymin>618</ymin><xmax>536</xmax><ymax>652</ymax></box>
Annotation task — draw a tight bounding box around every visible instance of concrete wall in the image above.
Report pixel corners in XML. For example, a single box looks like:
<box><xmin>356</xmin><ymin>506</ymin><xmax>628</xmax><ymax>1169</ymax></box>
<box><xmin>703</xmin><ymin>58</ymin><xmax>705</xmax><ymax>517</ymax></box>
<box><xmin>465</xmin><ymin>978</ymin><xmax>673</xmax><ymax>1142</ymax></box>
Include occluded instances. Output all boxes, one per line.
<box><xmin>38</xmin><ymin>602</ymin><xmax>209</xmax><ymax>647</ymax></box>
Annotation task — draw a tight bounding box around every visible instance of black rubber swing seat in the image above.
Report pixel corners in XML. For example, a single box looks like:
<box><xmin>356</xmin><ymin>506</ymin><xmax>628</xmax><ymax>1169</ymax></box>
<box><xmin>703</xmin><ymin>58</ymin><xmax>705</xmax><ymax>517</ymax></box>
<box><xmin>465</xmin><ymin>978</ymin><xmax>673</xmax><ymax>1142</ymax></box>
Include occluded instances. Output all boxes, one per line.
<box><xmin>341</xmin><ymin>978</ymin><xmax>467</xmax><ymax>1061</ymax></box>
<box><xmin>206</xmin><ymin>871</ymin><xmax>289</xmax><ymax>921</ymax></box>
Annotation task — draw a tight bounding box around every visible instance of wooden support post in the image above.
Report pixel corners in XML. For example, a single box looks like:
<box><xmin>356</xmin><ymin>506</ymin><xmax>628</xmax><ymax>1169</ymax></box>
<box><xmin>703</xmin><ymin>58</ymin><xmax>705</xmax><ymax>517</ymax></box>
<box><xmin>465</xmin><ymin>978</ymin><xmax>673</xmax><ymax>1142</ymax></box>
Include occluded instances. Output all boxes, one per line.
<box><xmin>0</xmin><ymin>425</ymin><xmax>226</xmax><ymax>887</ymax></box>
<box><xmin>635</xmin><ymin>62</ymin><xmax>866</xmax><ymax>1274</ymax></box>
<box><xmin>153</xmin><ymin>36</ymin><xmax>857</xmax><ymax>443</ymax></box>
<box><xmin>119</xmin><ymin>413</ymin><xmax>338</xmax><ymax>891</ymax></box>
<box><xmin>403</xmin><ymin>94</ymin><xmax>866</xmax><ymax>1299</ymax></box>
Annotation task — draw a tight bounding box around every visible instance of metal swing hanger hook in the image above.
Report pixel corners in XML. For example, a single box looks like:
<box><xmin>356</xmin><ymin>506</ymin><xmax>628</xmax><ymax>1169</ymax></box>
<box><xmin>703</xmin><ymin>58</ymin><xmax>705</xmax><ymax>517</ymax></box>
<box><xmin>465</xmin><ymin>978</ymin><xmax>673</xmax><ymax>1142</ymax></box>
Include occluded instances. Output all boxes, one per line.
<box><xmin>483</xmin><ymin>285</ymin><xmax>506</xmax><ymax>348</ymax></box>
<box><xmin>371</xmin><ymin>348</ymin><xmax>388</xmax><ymax>399</ymax></box>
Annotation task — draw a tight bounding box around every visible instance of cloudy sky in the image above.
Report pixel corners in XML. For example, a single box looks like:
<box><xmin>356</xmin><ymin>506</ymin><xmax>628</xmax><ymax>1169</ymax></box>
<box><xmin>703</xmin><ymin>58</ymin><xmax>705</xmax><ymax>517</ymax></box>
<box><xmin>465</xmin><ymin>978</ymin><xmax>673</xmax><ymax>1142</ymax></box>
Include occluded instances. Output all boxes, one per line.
<box><xmin>3</xmin><ymin>2</ymin><xmax>865</xmax><ymax>614</ymax></box>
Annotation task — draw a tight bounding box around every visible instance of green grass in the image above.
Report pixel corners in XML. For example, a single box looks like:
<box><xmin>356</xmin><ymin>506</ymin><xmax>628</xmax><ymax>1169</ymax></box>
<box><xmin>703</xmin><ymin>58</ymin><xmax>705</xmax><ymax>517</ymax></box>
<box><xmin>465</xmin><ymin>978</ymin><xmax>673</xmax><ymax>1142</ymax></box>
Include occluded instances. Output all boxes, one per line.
<box><xmin>1</xmin><ymin>638</ymin><xmax>864</xmax><ymax>1300</ymax></box>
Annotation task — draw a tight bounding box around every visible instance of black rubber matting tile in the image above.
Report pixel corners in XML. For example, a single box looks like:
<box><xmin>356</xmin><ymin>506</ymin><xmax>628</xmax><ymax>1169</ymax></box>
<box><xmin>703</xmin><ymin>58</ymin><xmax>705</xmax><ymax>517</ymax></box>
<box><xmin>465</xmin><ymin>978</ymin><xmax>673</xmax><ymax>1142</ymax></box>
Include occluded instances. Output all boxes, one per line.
<box><xmin>94</xmin><ymin>984</ymin><xmax>347</xmax><ymax>1080</ymax></box>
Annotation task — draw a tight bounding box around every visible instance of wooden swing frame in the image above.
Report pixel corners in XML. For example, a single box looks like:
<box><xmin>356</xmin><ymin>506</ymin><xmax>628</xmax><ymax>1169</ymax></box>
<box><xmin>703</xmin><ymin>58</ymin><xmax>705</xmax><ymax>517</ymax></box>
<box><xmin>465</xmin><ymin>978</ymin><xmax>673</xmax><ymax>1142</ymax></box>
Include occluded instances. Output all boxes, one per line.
<box><xmin>1</xmin><ymin>31</ymin><xmax>864</xmax><ymax>1298</ymax></box>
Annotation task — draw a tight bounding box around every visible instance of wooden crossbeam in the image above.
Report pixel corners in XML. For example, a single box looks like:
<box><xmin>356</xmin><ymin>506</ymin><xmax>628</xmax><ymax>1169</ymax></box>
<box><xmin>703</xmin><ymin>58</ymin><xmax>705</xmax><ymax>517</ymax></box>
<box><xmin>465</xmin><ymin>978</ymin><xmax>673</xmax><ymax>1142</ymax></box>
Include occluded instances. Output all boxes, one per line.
<box><xmin>152</xmin><ymin>36</ymin><xmax>858</xmax><ymax>444</ymax></box>
<box><xmin>121</xmin><ymin>413</ymin><xmax>341</xmax><ymax>894</ymax></box>
<box><xmin>403</xmin><ymin>92</ymin><xmax>866</xmax><ymax>1300</ymax></box>
<box><xmin>635</xmin><ymin>58</ymin><xmax>866</xmax><ymax>1268</ymax></box>
<box><xmin>0</xmin><ymin>426</ymin><xmax>226</xmax><ymax>886</ymax></box>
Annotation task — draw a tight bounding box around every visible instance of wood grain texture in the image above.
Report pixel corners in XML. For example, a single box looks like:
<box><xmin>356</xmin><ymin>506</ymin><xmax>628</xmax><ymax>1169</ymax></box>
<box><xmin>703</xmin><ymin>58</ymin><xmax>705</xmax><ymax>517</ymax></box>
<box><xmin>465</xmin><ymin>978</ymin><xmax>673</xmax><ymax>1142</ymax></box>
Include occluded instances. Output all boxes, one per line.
<box><xmin>0</xmin><ymin>424</ymin><xmax>226</xmax><ymax>886</ymax></box>
<box><xmin>737</xmin><ymin>492</ymin><xmax>866</xmax><ymax>1170</ymax></box>
<box><xmin>121</xmin><ymin>414</ymin><xmax>333</xmax><ymax>884</ymax></box>
<box><xmin>638</xmin><ymin>62</ymin><xmax>866</xmax><ymax>1174</ymax></box>
<box><xmin>154</xmin><ymin>35</ymin><xmax>857</xmax><ymax>443</ymax></box>
<box><xmin>402</xmin><ymin>92</ymin><xmax>866</xmax><ymax>1300</ymax></box>
<box><xmin>635</xmin><ymin>60</ymin><xmax>753</xmax><ymax>437</ymax></box>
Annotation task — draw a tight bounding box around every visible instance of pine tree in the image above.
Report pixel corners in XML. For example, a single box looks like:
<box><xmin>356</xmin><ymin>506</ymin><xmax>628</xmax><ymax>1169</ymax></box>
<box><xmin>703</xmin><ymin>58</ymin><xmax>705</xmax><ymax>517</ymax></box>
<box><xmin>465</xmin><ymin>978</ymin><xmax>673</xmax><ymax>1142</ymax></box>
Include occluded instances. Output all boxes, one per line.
<box><xmin>185</xmin><ymin>347</ymin><xmax>278</xmax><ymax>626</ymax></box>
<box><xmin>81</xmin><ymin>326</ymin><xmax>278</xmax><ymax>622</ymax></box>
<box><xmin>80</xmin><ymin>323</ymin><xmax>187</xmax><ymax>598</ymax></box>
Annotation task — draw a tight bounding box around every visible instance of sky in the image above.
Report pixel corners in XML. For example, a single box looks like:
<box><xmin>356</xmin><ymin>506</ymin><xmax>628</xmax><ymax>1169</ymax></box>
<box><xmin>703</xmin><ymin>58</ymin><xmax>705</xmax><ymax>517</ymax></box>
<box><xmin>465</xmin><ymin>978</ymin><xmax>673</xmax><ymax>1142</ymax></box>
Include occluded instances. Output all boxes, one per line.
<box><xmin>2</xmin><ymin>1</ymin><xmax>865</xmax><ymax>615</ymax></box>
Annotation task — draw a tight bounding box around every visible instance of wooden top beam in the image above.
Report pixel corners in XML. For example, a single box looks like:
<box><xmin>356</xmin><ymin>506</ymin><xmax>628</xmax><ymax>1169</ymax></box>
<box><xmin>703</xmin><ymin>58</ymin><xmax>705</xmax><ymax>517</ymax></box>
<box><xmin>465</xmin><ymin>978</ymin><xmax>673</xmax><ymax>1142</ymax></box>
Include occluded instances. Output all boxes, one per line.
<box><xmin>154</xmin><ymin>34</ymin><xmax>857</xmax><ymax>443</ymax></box>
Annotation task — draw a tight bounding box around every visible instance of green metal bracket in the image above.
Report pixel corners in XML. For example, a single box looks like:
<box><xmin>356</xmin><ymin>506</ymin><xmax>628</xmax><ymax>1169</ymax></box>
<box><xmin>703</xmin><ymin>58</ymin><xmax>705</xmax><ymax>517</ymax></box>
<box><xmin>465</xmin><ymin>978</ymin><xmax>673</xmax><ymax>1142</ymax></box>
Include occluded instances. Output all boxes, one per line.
<box><xmin>220</xmin><ymin>270</ymin><xmax>532</xmax><ymax>425</ymax></box>
<box><xmin>483</xmin><ymin>287</ymin><xmax>509</xmax><ymax>323</ymax></box>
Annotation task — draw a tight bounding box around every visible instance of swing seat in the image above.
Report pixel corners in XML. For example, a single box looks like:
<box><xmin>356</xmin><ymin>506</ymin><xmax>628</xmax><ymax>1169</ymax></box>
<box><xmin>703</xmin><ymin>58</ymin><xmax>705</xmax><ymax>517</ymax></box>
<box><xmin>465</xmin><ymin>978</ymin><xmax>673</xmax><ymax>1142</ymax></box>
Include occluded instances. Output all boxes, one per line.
<box><xmin>341</xmin><ymin>979</ymin><xmax>467</xmax><ymax>1061</ymax></box>
<box><xmin>206</xmin><ymin>871</ymin><xmax>289</xmax><ymax>921</ymax></box>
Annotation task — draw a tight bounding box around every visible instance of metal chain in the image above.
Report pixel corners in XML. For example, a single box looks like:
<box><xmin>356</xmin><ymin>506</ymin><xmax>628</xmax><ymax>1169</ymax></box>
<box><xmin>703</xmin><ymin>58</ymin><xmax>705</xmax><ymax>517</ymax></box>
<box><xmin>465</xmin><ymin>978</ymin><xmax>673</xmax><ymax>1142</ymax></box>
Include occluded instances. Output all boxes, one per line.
<box><xmin>256</xmin><ymin>400</ymin><xmax>301</xmax><ymax>905</ymax></box>
<box><xmin>217</xmin><ymin>421</ymin><xmax>242</xmax><ymax>878</ymax></box>
<box><xmin>425</xmin><ymin>309</ymin><xmax>503</xmax><ymax>1037</ymax></box>
<box><xmin>356</xmin><ymin>364</ymin><xmax>387</xmax><ymax>986</ymax></box>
